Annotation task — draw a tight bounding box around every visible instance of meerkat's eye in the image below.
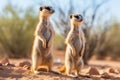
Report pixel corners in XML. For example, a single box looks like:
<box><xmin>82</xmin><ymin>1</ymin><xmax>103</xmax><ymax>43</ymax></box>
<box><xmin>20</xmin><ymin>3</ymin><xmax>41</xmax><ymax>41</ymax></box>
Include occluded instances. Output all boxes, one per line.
<box><xmin>70</xmin><ymin>15</ymin><xmax>72</xmax><ymax>19</ymax></box>
<box><xmin>39</xmin><ymin>7</ymin><xmax>43</xmax><ymax>11</ymax></box>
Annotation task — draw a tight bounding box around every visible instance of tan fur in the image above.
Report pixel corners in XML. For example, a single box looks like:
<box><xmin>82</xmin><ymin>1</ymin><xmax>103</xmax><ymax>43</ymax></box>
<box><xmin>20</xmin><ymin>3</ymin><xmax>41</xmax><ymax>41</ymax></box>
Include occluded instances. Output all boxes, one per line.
<box><xmin>31</xmin><ymin>5</ymin><xmax>55</xmax><ymax>74</ymax></box>
<box><xmin>59</xmin><ymin>14</ymin><xmax>86</xmax><ymax>77</ymax></box>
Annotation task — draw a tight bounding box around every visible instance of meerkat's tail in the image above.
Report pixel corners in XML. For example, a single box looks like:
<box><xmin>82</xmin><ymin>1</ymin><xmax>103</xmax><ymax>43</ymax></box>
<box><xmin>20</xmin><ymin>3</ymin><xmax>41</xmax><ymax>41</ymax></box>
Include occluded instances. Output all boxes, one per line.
<box><xmin>58</xmin><ymin>66</ymin><xmax>66</xmax><ymax>73</ymax></box>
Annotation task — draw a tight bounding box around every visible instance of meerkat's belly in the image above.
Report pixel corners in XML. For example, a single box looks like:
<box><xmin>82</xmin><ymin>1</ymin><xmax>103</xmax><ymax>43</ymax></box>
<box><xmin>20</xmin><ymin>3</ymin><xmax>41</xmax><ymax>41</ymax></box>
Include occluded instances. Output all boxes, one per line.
<box><xmin>41</xmin><ymin>27</ymin><xmax>51</xmax><ymax>41</ymax></box>
<box><xmin>71</xmin><ymin>36</ymin><xmax>83</xmax><ymax>54</ymax></box>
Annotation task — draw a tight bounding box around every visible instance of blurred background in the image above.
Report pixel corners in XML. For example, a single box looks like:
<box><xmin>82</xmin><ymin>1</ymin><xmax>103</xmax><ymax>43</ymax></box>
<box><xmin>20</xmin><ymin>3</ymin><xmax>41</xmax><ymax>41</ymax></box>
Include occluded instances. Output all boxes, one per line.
<box><xmin>0</xmin><ymin>0</ymin><xmax>120</xmax><ymax>64</ymax></box>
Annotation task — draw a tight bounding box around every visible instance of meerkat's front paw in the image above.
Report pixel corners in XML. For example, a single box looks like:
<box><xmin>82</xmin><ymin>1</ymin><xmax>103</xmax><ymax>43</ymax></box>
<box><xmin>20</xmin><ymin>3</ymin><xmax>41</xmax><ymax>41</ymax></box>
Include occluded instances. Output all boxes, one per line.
<box><xmin>72</xmin><ymin>49</ymin><xmax>76</xmax><ymax>56</ymax></box>
<box><xmin>42</xmin><ymin>40</ymin><xmax>47</xmax><ymax>48</ymax></box>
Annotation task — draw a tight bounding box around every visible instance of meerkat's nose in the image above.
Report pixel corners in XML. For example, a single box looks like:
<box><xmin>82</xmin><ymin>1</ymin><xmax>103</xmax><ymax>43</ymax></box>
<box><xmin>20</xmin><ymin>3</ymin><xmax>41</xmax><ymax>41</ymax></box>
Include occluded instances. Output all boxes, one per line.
<box><xmin>79</xmin><ymin>15</ymin><xmax>83</xmax><ymax>21</ymax></box>
<box><xmin>51</xmin><ymin>9</ymin><xmax>55</xmax><ymax>13</ymax></box>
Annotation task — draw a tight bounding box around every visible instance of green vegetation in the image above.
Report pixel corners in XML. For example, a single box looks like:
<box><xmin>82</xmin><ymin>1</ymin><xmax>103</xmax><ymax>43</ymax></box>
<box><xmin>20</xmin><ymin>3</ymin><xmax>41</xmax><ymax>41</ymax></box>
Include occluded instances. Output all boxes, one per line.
<box><xmin>0</xmin><ymin>3</ymin><xmax>38</xmax><ymax>58</ymax></box>
<box><xmin>54</xmin><ymin>34</ymin><xmax>65</xmax><ymax>50</ymax></box>
<box><xmin>103</xmin><ymin>22</ymin><xmax>120</xmax><ymax>59</ymax></box>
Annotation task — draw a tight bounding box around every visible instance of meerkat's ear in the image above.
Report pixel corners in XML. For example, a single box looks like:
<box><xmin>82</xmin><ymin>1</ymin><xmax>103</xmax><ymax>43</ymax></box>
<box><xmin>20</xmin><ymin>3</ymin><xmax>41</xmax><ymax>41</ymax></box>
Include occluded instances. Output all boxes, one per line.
<box><xmin>70</xmin><ymin>14</ymin><xmax>72</xmax><ymax>19</ymax></box>
<box><xmin>39</xmin><ymin>7</ymin><xmax>43</xmax><ymax>11</ymax></box>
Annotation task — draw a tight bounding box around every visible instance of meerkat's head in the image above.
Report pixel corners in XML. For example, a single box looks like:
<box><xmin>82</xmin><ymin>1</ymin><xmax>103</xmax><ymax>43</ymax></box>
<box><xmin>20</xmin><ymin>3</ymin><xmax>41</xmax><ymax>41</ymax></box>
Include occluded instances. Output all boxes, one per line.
<box><xmin>70</xmin><ymin>14</ymin><xmax>83</xmax><ymax>26</ymax></box>
<box><xmin>39</xmin><ymin>6</ymin><xmax>55</xmax><ymax>18</ymax></box>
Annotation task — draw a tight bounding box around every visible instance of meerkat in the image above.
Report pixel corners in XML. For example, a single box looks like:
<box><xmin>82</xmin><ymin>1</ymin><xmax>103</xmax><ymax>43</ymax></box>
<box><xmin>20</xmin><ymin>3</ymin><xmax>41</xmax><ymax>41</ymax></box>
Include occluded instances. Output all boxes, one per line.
<box><xmin>31</xmin><ymin>5</ymin><xmax>55</xmax><ymax>74</ymax></box>
<box><xmin>59</xmin><ymin>14</ymin><xmax>86</xmax><ymax>77</ymax></box>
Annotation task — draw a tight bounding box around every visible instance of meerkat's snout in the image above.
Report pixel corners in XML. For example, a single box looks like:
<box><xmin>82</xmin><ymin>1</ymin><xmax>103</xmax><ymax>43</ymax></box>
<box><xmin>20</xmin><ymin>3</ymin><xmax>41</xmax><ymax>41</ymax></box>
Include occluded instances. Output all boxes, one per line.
<box><xmin>50</xmin><ymin>9</ymin><xmax>55</xmax><ymax>13</ymax></box>
<box><xmin>77</xmin><ymin>15</ymin><xmax>83</xmax><ymax>21</ymax></box>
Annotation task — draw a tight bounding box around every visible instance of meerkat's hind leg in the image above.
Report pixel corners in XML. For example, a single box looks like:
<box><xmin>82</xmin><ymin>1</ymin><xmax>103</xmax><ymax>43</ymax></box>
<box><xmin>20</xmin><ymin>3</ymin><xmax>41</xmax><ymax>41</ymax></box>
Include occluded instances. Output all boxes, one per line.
<box><xmin>75</xmin><ymin>57</ymin><xmax>84</xmax><ymax>76</ymax></box>
<box><xmin>65</xmin><ymin>58</ymin><xmax>73</xmax><ymax>77</ymax></box>
<box><xmin>48</xmin><ymin>62</ymin><xmax>52</xmax><ymax>72</ymax></box>
<box><xmin>74</xmin><ymin>68</ymin><xmax>81</xmax><ymax>77</ymax></box>
<box><xmin>32</xmin><ymin>52</ymin><xmax>41</xmax><ymax>74</ymax></box>
<box><xmin>46</xmin><ymin>53</ymin><xmax>53</xmax><ymax>72</ymax></box>
<box><xmin>32</xmin><ymin>62</ymin><xmax>40</xmax><ymax>74</ymax></box>
<box><xmin>46</xmin><ymin>54</ymin><xmax>60</xmax><ymax>74</ymax></box>
<box><xmin>74</xmin><ymin>64</ymin><xmax>82</xmax><ymax>76</ymax></box>
<box><xmin>32</xmin><ymin>60</ymin><xmax>40</xmax><ymax>74</ymax></box>
<box><xmin>66</xmin><ymin>65</ymin><xmax>72</xmax><ymax>76</ymax></box>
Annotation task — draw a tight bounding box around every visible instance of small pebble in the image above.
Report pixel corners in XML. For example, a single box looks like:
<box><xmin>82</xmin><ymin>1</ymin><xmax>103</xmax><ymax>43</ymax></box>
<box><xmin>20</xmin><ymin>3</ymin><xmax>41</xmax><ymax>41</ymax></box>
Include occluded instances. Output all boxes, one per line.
<box><xmin>87</xmin><ymin>67</ymin><xmax>100</xmax><ymax>75</ymax></box>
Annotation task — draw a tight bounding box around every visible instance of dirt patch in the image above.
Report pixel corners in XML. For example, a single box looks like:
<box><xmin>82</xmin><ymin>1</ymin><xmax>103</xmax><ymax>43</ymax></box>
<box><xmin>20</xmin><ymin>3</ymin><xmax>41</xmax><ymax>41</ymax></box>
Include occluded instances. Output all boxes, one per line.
<box><xmin>0</xmin><ymin>50</ymin><xmax>120</xmax><ymax>80</ymax></box>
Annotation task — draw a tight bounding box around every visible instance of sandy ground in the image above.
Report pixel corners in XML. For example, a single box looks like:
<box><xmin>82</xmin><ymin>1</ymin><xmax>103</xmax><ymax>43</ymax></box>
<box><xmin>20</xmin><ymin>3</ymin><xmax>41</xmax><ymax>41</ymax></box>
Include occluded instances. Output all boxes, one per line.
<box><xmin>0</xmin><ymin>50</ymin><xmax>120</xmax><ymax>80</ymax></box>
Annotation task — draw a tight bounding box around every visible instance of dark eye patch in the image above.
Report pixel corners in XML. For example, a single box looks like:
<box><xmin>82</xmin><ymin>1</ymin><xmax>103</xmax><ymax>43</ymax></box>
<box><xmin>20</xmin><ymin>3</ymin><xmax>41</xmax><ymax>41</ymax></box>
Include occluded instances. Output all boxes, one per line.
<box><xmin>75</xmin><ymin>15</ymin><xmax>79</xmax><ymax>19</ymax></box>
<box><xmin>39</xmin><ymin>7</ymin><xmax>43</xmax><ymax>11</ymax></box>
<box><xmin>46</xmin><ymin>7</ymin><xmax>50</xmax><ymax>11</ymax></box>
<box><xmin>70</xmin><ymin>15</ymin><xmax>72</xmax><ymax>19</ymax></box>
